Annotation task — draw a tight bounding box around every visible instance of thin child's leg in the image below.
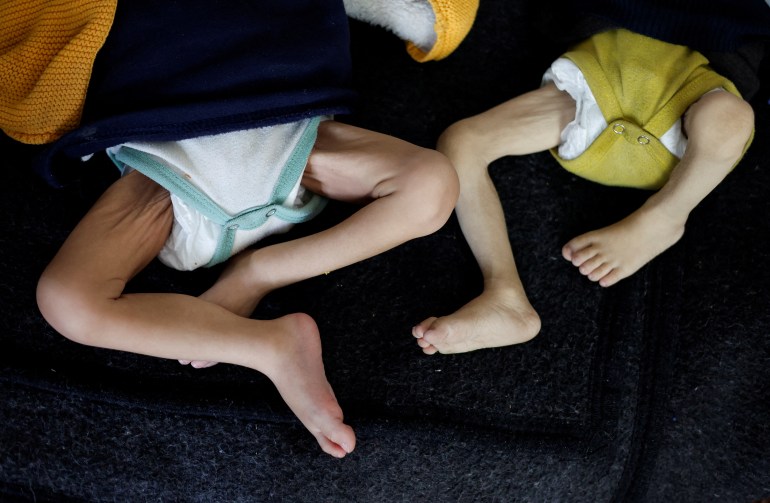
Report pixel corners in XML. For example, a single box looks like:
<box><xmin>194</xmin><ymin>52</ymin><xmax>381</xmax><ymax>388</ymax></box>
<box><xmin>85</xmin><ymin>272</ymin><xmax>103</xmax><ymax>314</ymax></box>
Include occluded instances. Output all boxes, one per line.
<box><xmin>563</xmin><ymin>90</ymin><xmax>755</xmax><ymax>287</ymax></box>
<box><xmin>201</xmin><ymin>120</ymin><xmax>459</xmax><ymax>316</ymax></box>
<box><xmin>36</xmin><ymin>171</ymin><xmax>355</xmax><ymax>458</ymax></box>
<box><xmin>413</xmin><ymin>82</ymin><xmax>576</xmax><ymax>354</ymax></box>
<box><xmin>184</xmin><ymin>121</ymin><xmax>458</xmax><ymax>369</ymax></box>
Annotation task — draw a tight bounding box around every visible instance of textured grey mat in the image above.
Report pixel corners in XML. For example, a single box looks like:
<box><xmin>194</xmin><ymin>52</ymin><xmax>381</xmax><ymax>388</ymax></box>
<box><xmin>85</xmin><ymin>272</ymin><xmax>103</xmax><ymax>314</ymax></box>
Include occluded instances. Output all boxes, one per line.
<box><xmin>1</xmin><ymin>0</ymin><xmax>769</xmax><ymax>500</ymax></box>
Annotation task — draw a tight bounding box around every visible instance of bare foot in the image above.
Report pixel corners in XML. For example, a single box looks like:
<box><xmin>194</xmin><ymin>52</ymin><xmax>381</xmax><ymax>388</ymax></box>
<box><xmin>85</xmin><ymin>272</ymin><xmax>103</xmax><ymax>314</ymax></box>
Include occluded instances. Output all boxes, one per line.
<box><xmin>180</xmin><ymin>251</ymin><xmax>273</xmax><ymax>368</ymax></box>
<box><xmin>412</xmin><ymin>286</ymin><xmax>541</xmax><ymax>354</ymax></box>
<box><xmin>562</xmin><ymin>206</ymin><xmax>686</xmax><ymax>287</ymax></box>
<box><xmin>263</xmin><ymin>313</ymin><xmax>356</xmax><ymax>458</ymax></box>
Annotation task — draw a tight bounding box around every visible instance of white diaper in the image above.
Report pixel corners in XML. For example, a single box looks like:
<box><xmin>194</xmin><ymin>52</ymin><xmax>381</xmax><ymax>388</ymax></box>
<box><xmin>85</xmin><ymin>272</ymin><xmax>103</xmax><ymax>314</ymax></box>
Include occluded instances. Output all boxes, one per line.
<box><xmin>107</xmin><ymin>117</ymin><xmax>326</xmax><ymax>271</ymax></box>
<box><xmin>542</xmin><ymin>58</ymin><xmax>688</xmax><ymax>160</ymax></box>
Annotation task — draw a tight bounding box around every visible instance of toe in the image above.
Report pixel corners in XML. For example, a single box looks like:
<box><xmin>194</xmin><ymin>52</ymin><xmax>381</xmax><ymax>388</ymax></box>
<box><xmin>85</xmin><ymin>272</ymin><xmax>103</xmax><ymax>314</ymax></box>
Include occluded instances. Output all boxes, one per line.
<box><xmin>190</xmin><ymin>361</ymin><xmax>217</xmax><ymax>369</ymax></box>
<box><xmin>599</xmin><ymin>268</ymin><xmax>626</xmax><ymax>287</ymax></box>
<box><xmin>317</xmin><ymin>424</ymin><xmax>355</xmax><ymax>458</ymax></box>
<box><xmin>416</xmin><ymin>338</ymin><xmax>432</xmax><ymax>349</ymax></box>
<box><xmin>416</xmin><ymin>336</ymin><xmax>438</xmax><ymax>354</ymax></box>
<box><xmin>422</xmin><ymin>345</ymin><xmax>439</xmax><ymax>355</ymax></box>
<box><xmin>330</xmin><ymin>428</ymin><xmax>356</xmax><ymax>455</ymax></box>
<box><xmin>563</xmin><ymin>234</ymin><xmax>592</xmax><ymax>259</ymax></box>
<box><xmin>413</xmin><ymin>317</ymin><xmax>438</xmax><ymax>338</ymax></box>
<box><xmin>318</xmin><ymin>436</ymin><xmax>348</xmax><ymax>459</ymax></box>
<box><xmin>569</xmin><ymin>246</ymin><xmax>598</xmax><ymax>267</ymax></box>
<box><xmin>578</xmin><ymin>255</ymin><xmax>605</xmax><ymax>276</ymax></box>
<box><xmin>587</xmin><ymin>262</ymin><xmax>613</xmax><ymax>282</ymax></box>
<box><xmin>573</xmin><ymin>250</ymin><xmax>598</xmax><ymax>267</ymax></box>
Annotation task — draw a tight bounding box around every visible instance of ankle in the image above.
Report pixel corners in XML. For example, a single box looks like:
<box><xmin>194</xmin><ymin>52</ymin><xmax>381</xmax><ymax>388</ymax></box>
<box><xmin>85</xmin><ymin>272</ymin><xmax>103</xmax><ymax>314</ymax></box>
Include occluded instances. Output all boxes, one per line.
<box><xmin>260</xmin><ymin>313</ymin><xmax>320</xmax><ymax>373</ymax></box>
<box><xmin>639</xmin><ymin>196</ymin><xmax>690</xmax><ymax>228</ymax></box>
<box><xmin>483</xmin><ymin>282</ymin><xmax>541</xmax><ymax>333</ymax></box>
<box><xmin>483</xmin><ymin>275</ymin><xmax>526</xmax><ymax>294</ymax></box>
<box><xmin>482</xmin><ymin>279</ymin><xmax>535</xmax><ymax>311</ymax></box>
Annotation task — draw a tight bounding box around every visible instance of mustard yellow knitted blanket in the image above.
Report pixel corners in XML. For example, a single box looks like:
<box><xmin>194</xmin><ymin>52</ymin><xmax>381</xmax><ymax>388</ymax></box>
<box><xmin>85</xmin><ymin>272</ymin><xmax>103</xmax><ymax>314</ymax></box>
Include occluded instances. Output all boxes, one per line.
<box><xmin>0</xmin><ymin>0</ymin><xmax>117</xmax><ymax>144</ymax></box>
<box><xmin>406</xmin><ymin>0</ymin><xmax>478</xmax><ymax>62</ymax></box>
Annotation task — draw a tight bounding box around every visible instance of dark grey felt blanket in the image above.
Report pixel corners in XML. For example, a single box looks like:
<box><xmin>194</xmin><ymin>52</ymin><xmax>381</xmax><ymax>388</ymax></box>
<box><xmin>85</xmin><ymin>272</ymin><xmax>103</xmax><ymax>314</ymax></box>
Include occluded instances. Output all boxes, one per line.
<box><xmin>1</xmin><ymin>0</ymin><xmax>769</xmax><ymax>501</ymax></box>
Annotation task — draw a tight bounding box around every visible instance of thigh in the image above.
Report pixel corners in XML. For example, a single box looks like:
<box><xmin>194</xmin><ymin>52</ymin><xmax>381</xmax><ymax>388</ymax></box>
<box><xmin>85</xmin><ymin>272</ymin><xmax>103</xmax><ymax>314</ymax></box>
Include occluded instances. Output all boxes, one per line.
<box><xmin>463</xmin><ymin>82</ymin><xmax>576</xmax><ymax>159</ymax></box>
<box><xmin>302</xmin><ymin>120</ymin><xmax>436</xmax><ymax>203</ymax></box>
<box><xmin>44</xmin><ymin>170</ymin><xmax>173</xmax><ymax>299</ymax></box>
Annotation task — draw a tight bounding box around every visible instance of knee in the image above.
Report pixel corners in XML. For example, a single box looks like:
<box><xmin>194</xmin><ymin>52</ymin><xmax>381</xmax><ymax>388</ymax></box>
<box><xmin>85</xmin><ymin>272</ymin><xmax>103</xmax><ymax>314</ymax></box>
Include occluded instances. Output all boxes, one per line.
<box><xmin>437</xmin><ymin>118</ymin><xmax>482</xmax><ymax>162</ymax></box>
<box><xmin>687</xmin><ymin>91</ymin><xmax>755</xmax><ymax>163</ymax></box>
<box><xmin>708</xmin><ymin>92</ymin><xmax>754</xmax><ymax>150</ymax></box>
<box><xmin>401</xmin><ymin>148</ymin><xmax>460</xmax><ymax>236</ymax></box>
<box><xmin>437</xmin><ymin>117</ymin><xmax>503</xmax><ymax>182</ymax></box>
<box><xmin>36</xmin><ymin>267</ymin><xmax>107</xmax><ymax>347</ymax></box>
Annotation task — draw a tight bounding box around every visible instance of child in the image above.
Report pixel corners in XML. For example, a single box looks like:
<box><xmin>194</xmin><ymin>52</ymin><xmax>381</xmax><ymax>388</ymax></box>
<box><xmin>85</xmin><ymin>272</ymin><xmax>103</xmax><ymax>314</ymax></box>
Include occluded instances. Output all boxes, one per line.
<box><xmin>36</xmin><ymin>120</ymin><xmax>459</xmax><ymax>458</ymax></box>
<box><xmin>1</xmin><ymin>0</ymin><xmax>476</xmax><ymax>457</ymax></box>
<box><xmin>412</xmin><ymin>26</ymin><xmax>757</xmax><ymax>355</ymax></box>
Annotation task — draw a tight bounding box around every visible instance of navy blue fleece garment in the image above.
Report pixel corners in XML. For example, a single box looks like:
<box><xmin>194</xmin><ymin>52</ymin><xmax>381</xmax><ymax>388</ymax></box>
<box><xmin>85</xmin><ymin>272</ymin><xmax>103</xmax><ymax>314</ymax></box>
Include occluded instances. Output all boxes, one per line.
<box><xmin>553</xmin><ymin>0</ymin><xmax>769</xmax><ymax>100</ymax></box>
<box><xmin>576</xmin><ymin>0</ymin><xmax>770</xmax><ymax>53</ymax></box>
<box><xmin>37</xmin><ymin>0</ymin><xmax>356</xmax><ymax>186</ymax></box>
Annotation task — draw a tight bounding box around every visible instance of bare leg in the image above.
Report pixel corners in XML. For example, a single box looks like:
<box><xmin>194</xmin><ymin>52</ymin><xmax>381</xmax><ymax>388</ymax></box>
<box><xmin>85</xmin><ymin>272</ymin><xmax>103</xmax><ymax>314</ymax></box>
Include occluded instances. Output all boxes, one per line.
<box><xmin>182</xmin><ymin>121</ymin><xmax>458</xmax><ymax>367</ymax></box>
<box><xmin>201</xmin><ymin>120</ymin><xmax>459</xmax><ymax>317</ymax></box>
<box><xmin>177</xmin><ymin>257</ymin><xmax>261</xmax><ymax>369</ymax></box>
<box><xmin>36</xmin><ymin>172</ymin><xmax>355</xmax><ymax>457</ymax></box>
<box><xmin>413</xmin><ymin>83</ymin><xmax>575</xmax><ymax>354</ymax></box>
<box><xmin>563</xmin><ymin>90</ymin><xmax>755</xmax><ymax>287</ymax></box>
